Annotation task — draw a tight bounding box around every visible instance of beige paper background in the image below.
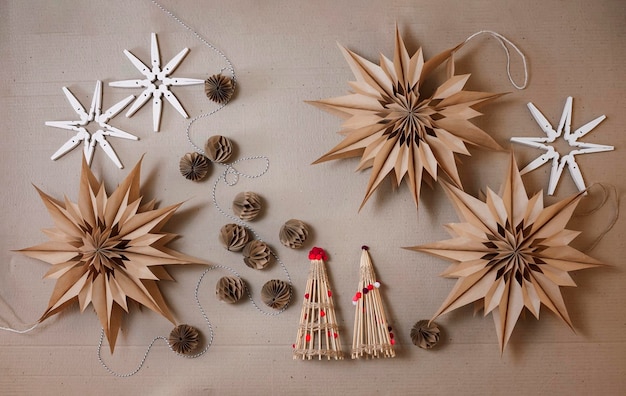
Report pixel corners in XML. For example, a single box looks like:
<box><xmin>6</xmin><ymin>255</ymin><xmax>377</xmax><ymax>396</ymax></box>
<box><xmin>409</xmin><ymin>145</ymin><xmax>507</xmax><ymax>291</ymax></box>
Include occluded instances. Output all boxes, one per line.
<box><xmin>1</xmin><ymin>0</ymin><xmax>624</xmax><ymax>394</ymax></box>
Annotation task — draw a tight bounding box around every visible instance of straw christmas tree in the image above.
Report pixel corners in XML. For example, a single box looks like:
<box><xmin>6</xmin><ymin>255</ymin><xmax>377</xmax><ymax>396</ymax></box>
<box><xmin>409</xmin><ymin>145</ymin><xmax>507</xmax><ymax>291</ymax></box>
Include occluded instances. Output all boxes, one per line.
<box><xmin>351</xmin><ymin>246</ymin><xmax>395</xmax><ymax>359</ymax></box>
<box><xmin>293</xmin><ymin>247</ymin><xmax>343</xmax><ymax>360</ymax></box>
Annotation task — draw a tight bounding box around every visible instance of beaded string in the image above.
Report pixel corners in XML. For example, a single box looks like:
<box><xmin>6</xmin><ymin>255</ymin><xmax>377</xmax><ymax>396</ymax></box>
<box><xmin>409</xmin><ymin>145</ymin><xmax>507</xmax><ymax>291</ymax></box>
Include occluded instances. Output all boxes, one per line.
<box><xmin>152</xmin><ymin>0</ymin><xmax>292</xmax><ymax>313</ymax></box>
<box><xmin>211</xmin><ymin>157</ymin><xmax>294</xmax><ymax>315</ymax></box>
<box><xmin>93</xmin><ymin>1</ymin><xmax>294</xmax><ymax>377</ymax></box>
<box><xmin>98</xmin><ymin>266</ymin><xmax>216</xmax><ymax>377</ymax></box>
<box><xmin>151</xmin><ymin>0</ymin><xmax>236</xmax><ymax>154</ymax></box>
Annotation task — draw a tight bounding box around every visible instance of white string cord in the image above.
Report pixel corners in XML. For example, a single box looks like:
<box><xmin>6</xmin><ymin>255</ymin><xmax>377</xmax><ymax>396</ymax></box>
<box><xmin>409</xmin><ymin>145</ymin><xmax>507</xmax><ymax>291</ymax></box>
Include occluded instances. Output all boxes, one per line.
<box><xmin>0</xmin><ymin>293</ymin><xmax>40</xmax><ymax>334</ymax></box>
<box><xmin>463</xmin><ymin>30</ymin><xmax>528</xmax><ymax>90</ymax></box>
<box><xmin>0</xmin><ymin>322</ymin><xmax>39</xmax><ymax>334</ymax></box>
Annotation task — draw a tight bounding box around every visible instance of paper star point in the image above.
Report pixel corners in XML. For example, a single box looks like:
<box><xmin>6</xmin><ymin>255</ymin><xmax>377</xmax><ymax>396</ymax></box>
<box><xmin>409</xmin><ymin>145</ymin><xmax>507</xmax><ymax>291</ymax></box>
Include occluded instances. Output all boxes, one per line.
<box><xmin>408</xmin><ymin>153</ymin><xmax>604</xmax><ymax>352</ymax></box>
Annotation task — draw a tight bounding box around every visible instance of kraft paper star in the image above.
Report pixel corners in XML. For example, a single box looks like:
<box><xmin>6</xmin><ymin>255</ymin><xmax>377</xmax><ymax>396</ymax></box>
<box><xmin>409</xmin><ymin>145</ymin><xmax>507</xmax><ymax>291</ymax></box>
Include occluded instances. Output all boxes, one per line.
<box><xmin>309</xmin><ymin>26</ymin><xmax>503</xmax><ymax>210</ymax></box>
<box><xmin>18</xmin><ymin>157</ymin><xmax>207</xmax><ymax>352</ymax></box>
<box><xmin>408</xmin><ymin>153</ymin><xmax>603</xmax><ymax>352</ymax></box>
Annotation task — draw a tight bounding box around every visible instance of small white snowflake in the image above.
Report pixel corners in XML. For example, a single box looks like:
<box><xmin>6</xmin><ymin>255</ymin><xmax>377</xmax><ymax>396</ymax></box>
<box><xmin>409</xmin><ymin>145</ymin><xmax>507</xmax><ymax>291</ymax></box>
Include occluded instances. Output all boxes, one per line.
<box><xmin>511</xmin><ymin>96</ymin><xmax>613</xmax><ymax>195</ymax></box>
<box><xmin>45</xmin><ymin>80</ymin><xmax>138</xmax><ymax>169</ymax></box>
<box><xmin>109</xmin><ymin>33</ymin><xmax>205</xmax><ymax>132</ymax></box>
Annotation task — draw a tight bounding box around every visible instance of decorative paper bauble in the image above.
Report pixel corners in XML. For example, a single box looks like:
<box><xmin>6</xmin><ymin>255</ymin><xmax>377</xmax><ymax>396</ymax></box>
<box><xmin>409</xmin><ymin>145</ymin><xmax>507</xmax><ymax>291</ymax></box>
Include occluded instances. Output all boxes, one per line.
<box><xmin>169</xmin><ymin>324</ymin><xmax>200</xmax><ymax>354</ymax></box>
<box><xmin>232</xmin><ymin>191</ymin><xmax>262</xmax><ymax>221</ymax></box>
<box><xmin>219</xmin><ymin>223</ymin><xmax>250</xmax><ymax>251</ymax></box>
<box><xmin>205</xmin><ymin>135</ymin><xmax>233</xmax><ymax>163</ymax></box>
<box><xmin>410</xmin><ymin>320</ymin><xmax>441</xmax><ymax>349</ymax></box>
<box><xmin>261</xmin><ymin>279</ymin><xmax>291</xmax><ymax>310</ymax></box>
<box><xmin>179</xmin><ymin>152</ymin><xmax>210</xmax><ymax>181</ymax></box>
<box><xmin>243</xmin><ymin>240</ymin><xmax>272</xmax><ymax>270</ymax></box>
<box><xmin>205</xmin><ymin>74</ymin><xmax>235</xmax><ymax>104</ymax></box>
<box><xmin>279</xmin><ymin>219</ymin><xmax>309</xmax><ymax>249</ymax></box>
<box><xmin>216</xmin><ymin>276</ymin><xmax>245</xmax><ymax>304</ymax></box>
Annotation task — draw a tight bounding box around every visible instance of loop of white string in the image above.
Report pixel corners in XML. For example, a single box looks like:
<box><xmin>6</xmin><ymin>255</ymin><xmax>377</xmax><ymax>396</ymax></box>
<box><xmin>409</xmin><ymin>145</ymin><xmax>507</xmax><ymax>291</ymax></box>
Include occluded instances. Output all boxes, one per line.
<box><xmin>0</xmin><ymin>322</ymin><xmax>39</xmax><ymax>334</ymax></box>
<box><xmin>0</xmin><ymin>293</ymin><xmax>40</xmax><ymax>334</ymax></box>
<box><xmin>462</xmin><ymin>30</ymin><xmax>528</xmax><ymax>90</ymax></box>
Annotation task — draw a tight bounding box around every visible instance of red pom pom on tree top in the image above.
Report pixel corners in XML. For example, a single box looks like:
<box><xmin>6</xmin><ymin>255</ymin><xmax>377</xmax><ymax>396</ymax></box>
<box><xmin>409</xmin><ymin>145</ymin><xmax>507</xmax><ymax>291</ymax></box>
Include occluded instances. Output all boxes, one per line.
<box><xmin>308</xmin><ymin>247</ymin><xmax>328</xmax><ymax>261</ymax></box>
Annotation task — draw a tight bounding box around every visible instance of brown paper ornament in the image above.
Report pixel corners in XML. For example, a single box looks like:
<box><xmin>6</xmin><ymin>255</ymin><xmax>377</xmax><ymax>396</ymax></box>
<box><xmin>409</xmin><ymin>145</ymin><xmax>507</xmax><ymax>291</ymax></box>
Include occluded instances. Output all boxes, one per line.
<box><xmin>243</xmin><ymin>240</ymin><xmax>273</xmax><ymax>270</ymax></box>
<box><xmin>179</xmin><ymin>152</ymin><xmax>210</xmax><ymax>181</ymax></box>
<box><xmin>232</xmin><ymin>191</ymin><xmax>262</xmax><ymax>221</ymax></box>
<box><xmin>18</xmin><ymin>157</ymin><xmax>207</xmax><ymax>353</ymax></box>
<box><xmin>261</xmin><ymin>279</ymin><xmax>291</xmax><ymax>310</ymax></box>
<box><xmin>408</xmin><ymin>153</ymin><xmax>604</xmax><ymax>353</ymax></box>
<box><xmin>410</xmin><ymin>320</ymin><xmax>441</xmax><ymax>349</ymax></box>
<box><xmin>279</xmin><ymin>219</ymin><xmax>309</xmax><ymax>249</ymax></box>
<box><xmin>216</xmin><ymin>276</ymin><xmax>245</xmax><ymax>303</ymax></box>
<box><xmin>219</xmin><ymin>223</ymin><xmax>250</xmax><ymax>251</ymax></box>
<box><xmin>205</xmin><ymin>74</ymin><xmax>235</xmax><ymax>104</ymax></box>
<box><xmin>169</xmin><ymin>324</ymin><xmax>200</xmax><ymax>354</ymax></box>
<box><xmin>205</xmin><ymin>135</ymin><xmax>233</xmax><ymax>163</ymax></box>
<box><xmin>308</xmin><ymin>26</ymin><xmax>503</xmax><ymax>210</ymax></box>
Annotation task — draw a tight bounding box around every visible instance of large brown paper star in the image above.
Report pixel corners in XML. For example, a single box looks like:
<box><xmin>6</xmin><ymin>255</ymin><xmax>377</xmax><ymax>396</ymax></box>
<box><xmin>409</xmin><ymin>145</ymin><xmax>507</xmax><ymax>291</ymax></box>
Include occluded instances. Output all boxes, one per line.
<box><xmin>309</xmin><ymin>26</ymin><xmax>503</xmax><ymax>210</ymax></box>
<box><xmin>408</xmin><ymin>154</ymin><xmax>603</xmax><ymax>352</ymax></box>
<box><xmin>19</xmin><ymin>157</ymin><xmax>207</xmax><ymax>352</ymax></box>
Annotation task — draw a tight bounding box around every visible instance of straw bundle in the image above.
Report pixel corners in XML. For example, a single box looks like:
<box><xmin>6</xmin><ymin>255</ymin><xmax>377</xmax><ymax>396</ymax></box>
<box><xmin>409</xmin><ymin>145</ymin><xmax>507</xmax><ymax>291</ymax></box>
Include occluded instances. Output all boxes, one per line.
<box><xmin>351</xmin><ymin>246</ymin><xmax>395</xmax><ymax>359</ymax></box>
<box><xmin>293</xmin><ymin>247</ymin><xmax>343</xmax><ymax>360</ymax></box>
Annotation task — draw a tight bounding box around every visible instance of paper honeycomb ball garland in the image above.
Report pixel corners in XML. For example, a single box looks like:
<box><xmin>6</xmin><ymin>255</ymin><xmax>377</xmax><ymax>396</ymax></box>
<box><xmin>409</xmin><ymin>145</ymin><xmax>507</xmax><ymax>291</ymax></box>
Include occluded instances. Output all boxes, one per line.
<box><xmin>179</xmin><ymin>152</ymin><xmax>210</xmax><ymax>181</ymax></box>
<box><xmin>216</xmin><ymin>276</ymin><xmax>246</xmax><ymax>303</ymax></box>
<box><xmin>219</xmin><ymin>223</ymin><xmax>250</xmax><ymax>251</ymax></box>
<box><xmin>243</xmin><ymin>240</ymin><xmax>273</xmax><ymax>270</ymax></box>
<box><xmin>279</xmin><ymin>219</ymin><xmax>309</xmax><ymax>249</ymax></box>
<box><xmin>205</xmin><ymin>135</ymin><xmax>233</xmax><ymax>163</ymax></box>
<box><xmin>205</xmin><ymin>74</ymin><xmax>235</xmax><ymax>104</ymax></box>
<box><xmin>261</xmin><ymin>279</ymin><xmax>291</xmax><ymax>310</ymax></box>
<box><xmin>169</xmin><ymin>324</ymin><xmax>200</xmax><ymax>355</ymax></box>
<box><xmin>232</xmin><ymin>191</ymin><xmax>262</xmax><ymax>221</ymax></box>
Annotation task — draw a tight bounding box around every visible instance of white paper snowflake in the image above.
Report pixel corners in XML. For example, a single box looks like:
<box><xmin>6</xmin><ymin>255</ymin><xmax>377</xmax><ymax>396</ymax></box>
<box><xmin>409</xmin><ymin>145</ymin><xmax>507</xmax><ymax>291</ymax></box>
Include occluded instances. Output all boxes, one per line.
<box><xmin>109</xmin><ymin>33</ymin><xmax>205</xmax><ymax>132</ymax></box>
<box><xmin>45</xmin><ymin>80</ymin><xmax>138</xmax><ymax>169</ymax></box>
<box><xmin>511</xmin><ymin>96</ymin><xmax>613</xmax><ymax>195</ymax></box>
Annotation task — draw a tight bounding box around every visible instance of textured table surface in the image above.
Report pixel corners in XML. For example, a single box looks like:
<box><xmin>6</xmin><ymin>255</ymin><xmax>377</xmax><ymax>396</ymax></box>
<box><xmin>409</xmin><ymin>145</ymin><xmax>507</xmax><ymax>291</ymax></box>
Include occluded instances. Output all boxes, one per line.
<box><xmin>1</xmin><ymin>1</ymin><xmax>625</xmax><ymax>394</ymax></box>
